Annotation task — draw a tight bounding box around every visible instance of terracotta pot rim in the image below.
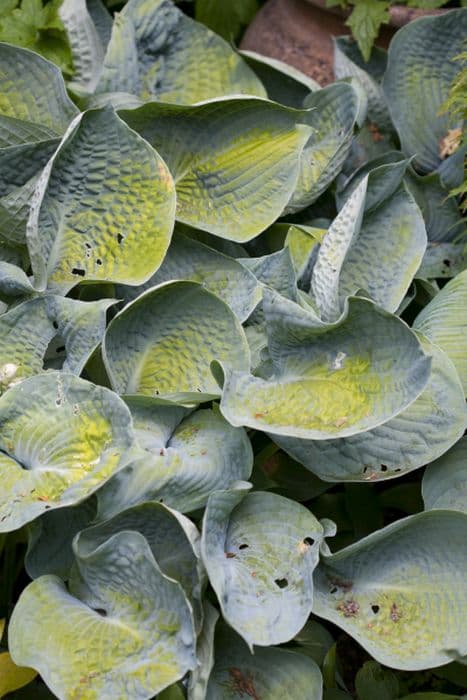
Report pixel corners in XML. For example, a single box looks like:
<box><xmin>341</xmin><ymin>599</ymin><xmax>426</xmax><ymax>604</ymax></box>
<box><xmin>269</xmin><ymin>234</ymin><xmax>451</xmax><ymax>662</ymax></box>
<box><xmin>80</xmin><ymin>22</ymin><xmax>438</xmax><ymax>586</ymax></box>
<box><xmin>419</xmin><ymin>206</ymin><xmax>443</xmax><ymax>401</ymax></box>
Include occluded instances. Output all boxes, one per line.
<box><xmin>304</xmin><ymin>0</ymin><xmax>449</xmax><ymax>28</ymax></box>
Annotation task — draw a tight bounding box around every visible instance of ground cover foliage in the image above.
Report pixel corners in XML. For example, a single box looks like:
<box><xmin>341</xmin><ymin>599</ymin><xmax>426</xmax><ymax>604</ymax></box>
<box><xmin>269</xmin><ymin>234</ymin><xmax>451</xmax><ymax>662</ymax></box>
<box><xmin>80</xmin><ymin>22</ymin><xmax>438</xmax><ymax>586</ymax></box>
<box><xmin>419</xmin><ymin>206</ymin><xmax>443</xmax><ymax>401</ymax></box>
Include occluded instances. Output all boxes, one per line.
<box><xmin>0</xmin><ymin>1</ymin><xmax>466</xmax><ymax>698</ymax></box>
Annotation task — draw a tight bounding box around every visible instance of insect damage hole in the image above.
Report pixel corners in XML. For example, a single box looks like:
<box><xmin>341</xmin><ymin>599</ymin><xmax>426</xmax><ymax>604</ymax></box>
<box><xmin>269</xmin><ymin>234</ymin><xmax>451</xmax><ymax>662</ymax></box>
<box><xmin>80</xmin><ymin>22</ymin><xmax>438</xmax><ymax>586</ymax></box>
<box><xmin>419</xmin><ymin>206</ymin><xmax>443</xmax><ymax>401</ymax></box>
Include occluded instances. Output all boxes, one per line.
<box><xmin>303</xmin><ymin>537</ymin><xmax>315</xmax><ymax>546</ymax></box>
<box><xmin>238</xmin><ymin>543</ymin><xmax>249</xmax><ymax>550</ymax></box>
<box><xmin>371</xmin><ymin>604</ymin><xmax>380</xmax><ymax>614</ymax></box>
<box><xmin>71</xmin><ymin>267</ymin><xmax>86</xmax><ymax>277</ymax></box>
<box><xmin>274</xmin><ymin>577</ymin><xmax>288</xmax><ymax>589</ymax></box>
<box><xmin>93</xmin><ymin>608</ymin><xmax>107</xmax><ymax>617</ymax></box>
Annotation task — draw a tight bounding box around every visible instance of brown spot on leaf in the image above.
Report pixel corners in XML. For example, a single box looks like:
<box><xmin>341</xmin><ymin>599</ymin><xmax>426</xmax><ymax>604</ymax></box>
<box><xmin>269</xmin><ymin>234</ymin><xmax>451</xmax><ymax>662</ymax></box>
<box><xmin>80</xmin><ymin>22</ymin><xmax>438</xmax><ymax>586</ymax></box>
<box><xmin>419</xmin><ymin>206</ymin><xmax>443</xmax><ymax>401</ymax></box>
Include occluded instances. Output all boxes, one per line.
<box><xmin>368</xmin><ymin>122</ymin><xmax>384</xmax><ymax>143</ymax></box>
<box><xmin>439</xmin><ymin>128</ymin><xmax>462</xmax><ymax>159</ymax></box>
<box><xmin>228</xmin><ymin>667</ymin><xmax>261</xmax><ymax>700</ymax></box>
<box><xmin>390</xmin><ymin>602</ymin><xmax>402</xmax><ymax>622</ymax></box>
<box><xmin>225</xmin><ymin>552</ymin><xmax>236</xmax><ymax>558</ymax></box>
<box><xmin>337</xmin><ymin>598</ymin><xmax>360</xmax><ymax>617</ymax></box>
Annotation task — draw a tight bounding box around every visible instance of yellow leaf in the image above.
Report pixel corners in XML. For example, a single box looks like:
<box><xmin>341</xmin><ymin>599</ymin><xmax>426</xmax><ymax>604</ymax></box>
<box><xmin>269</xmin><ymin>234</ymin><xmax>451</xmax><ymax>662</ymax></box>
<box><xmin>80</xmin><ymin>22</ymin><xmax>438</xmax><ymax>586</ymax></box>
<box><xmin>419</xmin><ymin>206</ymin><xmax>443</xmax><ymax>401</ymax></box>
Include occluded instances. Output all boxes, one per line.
<box><xmin>0</xmin><ymin>651</ymin><xmax>37</xmax><ymax>697</ymax></box>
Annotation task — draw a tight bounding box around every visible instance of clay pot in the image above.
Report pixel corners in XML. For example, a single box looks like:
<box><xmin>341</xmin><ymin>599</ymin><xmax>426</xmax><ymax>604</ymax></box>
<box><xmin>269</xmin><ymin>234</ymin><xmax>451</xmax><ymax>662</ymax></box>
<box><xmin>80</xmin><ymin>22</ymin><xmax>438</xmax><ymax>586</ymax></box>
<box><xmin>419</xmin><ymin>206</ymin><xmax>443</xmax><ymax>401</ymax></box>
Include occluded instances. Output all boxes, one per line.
<box><xmin>241</xmin><ymin>0</ymin><xmax>447</xmax><ymax>86</ymax></box>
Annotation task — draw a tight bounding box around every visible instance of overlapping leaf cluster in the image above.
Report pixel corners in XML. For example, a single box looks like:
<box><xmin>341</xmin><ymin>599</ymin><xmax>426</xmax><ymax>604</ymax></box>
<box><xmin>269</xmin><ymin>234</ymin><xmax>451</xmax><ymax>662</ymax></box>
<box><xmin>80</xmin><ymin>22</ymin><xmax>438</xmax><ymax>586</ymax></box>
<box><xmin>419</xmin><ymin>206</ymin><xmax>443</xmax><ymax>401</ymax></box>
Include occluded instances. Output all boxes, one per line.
<box><xmin>0</xmin><ymin>2</ymin><xmax>466</xmax><ymax>698</ymax></box>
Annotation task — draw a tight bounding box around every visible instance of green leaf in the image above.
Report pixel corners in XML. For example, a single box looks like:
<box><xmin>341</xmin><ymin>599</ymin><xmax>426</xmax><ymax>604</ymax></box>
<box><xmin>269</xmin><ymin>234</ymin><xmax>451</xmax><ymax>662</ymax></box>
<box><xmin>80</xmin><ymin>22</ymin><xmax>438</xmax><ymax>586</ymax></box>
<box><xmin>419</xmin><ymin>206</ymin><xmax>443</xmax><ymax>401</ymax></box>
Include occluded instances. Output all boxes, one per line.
<box><xmin>27</xmin><ymin>107</ymin><xmax>176</xmax><ymax>294</ymax></box>
<box><xmin>0</xmin><ymin>372</ymin><xmax>134</xmax><ymax>532</ymax></box>
<box><xmin>240</xmin><ymin>50</ymin><xmax>320</xmax><ymax>108</ymax></box>
<box><xmin>293</xmin><ymin>619</ymin><xmax>335</xmax><ymax>666</ymax></box>
<box><xmin>0</xmin><ymin>43</ymin><xmax>78</xmax><ymax>147</ymax></box>
<box><xmin>206</xmin><ymin>623</ymin><xmax>323</xmax><ymax>699</ymax></box>
<box><xmin>97</xmin><ymin>397</ymin><xmax>253</xmax><ymax>516</ymax></box>
<box><xmin>73</xmin><ymin>501</ymin><xmax>204</xmax><ymax>629</ymax></box>
<box><xmin>422</xmin><ymin>437</ymin><xmax>467</xmax><ymax>513</ymax></box>
<box><xmin>413</xmin><ymin>270</ymin><xmax>467</xmax><ymax>394</ymax></box>
<box><xmin>272</xmin><ymin>337</ymin><xmax>466</xmax><ymax>481</ymax></box>
<box><xmin>202</xmin><ymin>485</ymin><xmax>325</xmax><ymax>646</ymax></box>
<box><xmin>313</xmin><ymin>511</ymin><xmax>467</xmax><ymax>669</ymax></box>
<box><xmin>59</xmin><ymin>0</ymin><xmax>106</xmax><ymax>93</ymax></box>
<box><xmin>355</xmin><ymin>661</ymin><xmax>399</xmax><ymax>700</ymax></box>
<box><xmin>195</xmin><ymin>0</ymin><xmax>258</xmax><ymax>40</ymax></box>
<box><xmin>286</xmin><ymin>83</ymin><xmax>360</xmax><ymax>213</ymax></box>
<box><xmin>103</xmin><ymin>281</ymin><xmax>250</xmax><ymax>399</ymax></box>
<box><xmin>120</xmin><ymin>98</ymin><xmax>313</xmax><ymax>242</ymax></box>
<box><xmin>405</xmin><ymin>168</ymin><xmax>465</xmax><ymax>242</ymax></box>
<box><xmin>0</xmin><ymin>295</ymin><xmax>116</xmax><ymax>381</ymax></box>
<box><xmin>0</xmin><ymin>651</ymin><xmax>36</xmax><ymax>698</ymax></box>
<box><xmin>345</xmin><ymin>0</ymin><xmax>390</xmax><ymax>63</ymax></box>
<box><xmin>118</xmin><ymin>231</ymin><xmax>262</xmax><ymax>323</ymax></box>
<box><xmin>219</xmin><ymin>292</ymin><xmax>431</xmax><ymax>440</ymax></box>
<box><xmin>383</xmin><ymin>10</ymin><xmax>467</xmax><ymax>173</ymax></box>
<box><xmin>97</xmin><ymin>0</ymin><xmax>265</xmax><ymax>103</ymax></box>
<box><xmin>9</xmin><ymin>530</ymin><xmax>196</xmax><ymax>699</ymax></box>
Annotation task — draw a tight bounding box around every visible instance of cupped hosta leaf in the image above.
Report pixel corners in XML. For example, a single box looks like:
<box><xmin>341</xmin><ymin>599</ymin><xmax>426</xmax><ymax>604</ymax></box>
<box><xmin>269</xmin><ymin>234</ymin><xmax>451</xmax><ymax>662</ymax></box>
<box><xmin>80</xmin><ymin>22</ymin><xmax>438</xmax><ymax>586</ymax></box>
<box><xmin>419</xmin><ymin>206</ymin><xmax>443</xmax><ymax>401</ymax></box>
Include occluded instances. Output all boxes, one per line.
<box><xmin>0</xmin><ymin>295</ymin><xmax>115</xmax><ymax>383</ymax></box>
<box><xmin>27</xmin><ymin>107</ymin><xmax>176</xmax><ymax>293</ymax></box>
<box><xmin>220</xmin><ymin>291</ymin><xmax>431</xmax><ymax>440</ymax></box>
<box><xmin>59</xmin><ymin>0</ymin><xmax>106</xmax><ymax>94</ymax></box>
<box><xmin>422</xmin><ymin>438</ymin><xmax>467</xmax><ymax>513</ymax></box>
<box><xmin>0</xmin><ymin>372</ymin><xmax>134</xmax><ymax>532</ymax></box>
<box><xmin>118</xmin><ymin>232</ymin><xmax>262</xmax><ymax>323</ymax></box>
<box><xmin>103</xmin><ymin>281</ymin><xmax>250</xmax><ymax>399</ymax></box>
<box><xmin>9</xmin><ymin>531</ymin><xmax>197</xmax><ymax>699</ymax></box>
<box><xmin>240</xmin><ymin>50</ymin><xmax>320</xmax><ymax>108</ymax></box>
<box><xmin>205</xmin><ymin>623</ymin><xmax>323</xmax><ymax>699</ymax></box>
<box><xmin>201</xmin><ymin>486</ymin><xmax>324</xmax><ymax>647</ymax></box>
<box><xmin>271</xmin><ymin>338</ymin><xmax>466</xmax><ymax>482</ymax></box>
<box><xmin>333</xmin><ymin>37</ymin><xmax>392</xmax><ymax>133</ymax></box>
<box><xmin>74</xmin><ymin>501</ymin><xmax>204</xmax><ymax>627</ymax></box>
<box><xmin>188</xmin><ymin>600</ymin><xmax>219</xmax><ymax>700</ymax></box>
<box><xmin>311</xmin><ymin>178</ymin><xmax>367</xmax><ymax>322</ymax></box>
<box><xmin>382</xmin><ymin>10</ymin><xmax>467</xmax><ymax>174</ymax></box>
<box><xmin>97</xmin><ymin>0</ymin><xmax>265</xmax><ymax>103</ymax></box>
<box><xmin>119</xmin><ymin>98</ymin><xmax>312</xmax><ymax>242</ymax></box>
<box><xmin>313</xmin><ymin>510</ymin><xmax>467</xmax><ymax>669</ymax></box>
<box><xmin>25</xmin><ymin>498</ymin><xmax>98</xmax><ymax>580</ymax></box>
<box><xmin>336</xmin><ymin>185</ymin><xmax>426</xmax><ymax>313</ymax></box>
<box><xmin>418</xmin><ymin>243</ymin><xmax>467</xmax><ymax>280</ymax></box>
<box><xmin>0</xmin><ymin>261</ymin><xmax>35</xmax><ymax>297</ymax></box>
<box><xmin>97</xmin><ymin>397</ymin><xmax>253</xmax><ymax>516</ymax></box>
<box><xmin>0</xmin><ymin>43</ymin><xmax>78</xmax><ymax>147</ymax></box>
<box><xmin>413</xmin><ymin>270</ymin><xmax>467</xmax><ymax>393</ymax></box>
<box><xmin>405</xmin><ymin>169</ymin><xmax>466</xmax><ymax>243</ymax></box>
<box><xmin>286</xmin><ymin>83</ymin><xmax>360</xmax><ymax>214</ymax></box>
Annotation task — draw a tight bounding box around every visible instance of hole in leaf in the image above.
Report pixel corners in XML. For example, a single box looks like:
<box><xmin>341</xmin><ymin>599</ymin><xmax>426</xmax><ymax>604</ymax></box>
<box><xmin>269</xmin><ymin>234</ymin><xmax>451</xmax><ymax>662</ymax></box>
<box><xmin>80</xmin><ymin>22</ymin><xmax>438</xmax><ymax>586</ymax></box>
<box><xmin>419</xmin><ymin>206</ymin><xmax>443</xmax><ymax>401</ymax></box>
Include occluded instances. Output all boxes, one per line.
<box><xmin>303</xmin><ymin>537</ymin><xmax>315</xmax><ymax>546</ymax></box>
<box><xmin>371</xmin><ymin>604</ymin><xmax>380</xmax><ymax>614</ymax></box>
<box><xmin>52</xmin><ymin>321</ymin><xmax>59</xmax><ymax>330</ymax></box>
<box><xmin>56</xmin><ymin>346</ymin><xmax>65</xmax><ymax>354</ymax></box>
<box><xmin>238</xmin><ymin>543</ymin><xmax>249</xmax><ymax>550</ymax></box>
<box><xmin>274</xmin><ymin>578</ymin><xmax>288</xmax><ymax>589</ymax></box>
<box><xmin>330</xmin><ymin>586</ymin><xmax>338</xmax><ymax>594</ymax></box>
<box><xmin>96</xmin><ymin>259</ymin><xmax>103</xmax><ymax>266</ymax></box>
<box><xmin>85</xmin><ymin>243</ymin><xmax>92</xmax><ymax>249</ymax></box>
<box><xmin>380</xmin><ymin>464</ymin><xmax>388</xmax><ymax>472</ymax></box>
<box><xmin>43</xmin><ymin>335</ymin><xmax>66</xmax><ymax>371</ymax></box>
<box><xmin>72</xmin><ymin>267</ymin><xmax>86</xmax><ymax>277</ymax></box>
<box><xmin>93</xmin><ymin>608</ymin><xmax>107</xmax><ymax>617</ymax></box>
<box><xmin>443</xmin><ymin>258</ymin><xmax>451</xmax><ymax>267</ymax></box>
<box><xmin>117</xmin><ymin>234</ymin><xmax>124</xmax><ymax>244</ymax></box>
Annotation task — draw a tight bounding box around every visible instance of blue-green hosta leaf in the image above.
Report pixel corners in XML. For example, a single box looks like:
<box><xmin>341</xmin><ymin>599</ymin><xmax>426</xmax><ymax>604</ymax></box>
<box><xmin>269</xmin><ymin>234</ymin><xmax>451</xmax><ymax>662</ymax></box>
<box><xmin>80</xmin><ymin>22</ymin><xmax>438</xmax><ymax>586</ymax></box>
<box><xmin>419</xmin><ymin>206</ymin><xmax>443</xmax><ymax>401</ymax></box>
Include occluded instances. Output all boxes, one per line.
<box><xmin>97</xmin><ymin>0</ymin><xmax>265</xmax><ymax>103</ymax></box>
<box><xmin>413</xmin><ymin>270</ymin><xmax>467</xmax><ymax>393</ymax></box>
<box><xmin>333</xmin><ymin>37</ymin><xmax>392</xmax><ymax>133</ymax></box>
<box><xmin>97</xmin><ymin>397</ymin><xmax>253</xmax><ymax>516</ymax></box>
<box><xmin>337</xmin><ymin>185</ymin><xmax>426</xmax><ymax>313</ymax></box>
<box><xmin>201</xmin><ymin>486</ymin><xmax>325</xmax><ymax>647</ymax></box>
<box><xmin>423</xmin><ymin>438</ymin><xmax>467</xmax><ymax>513</ymax></box>
<box><xmin>272</xmin><ymin>338</ymin><xmax>466</xmax><ymax>482</ymax></box>
<box><xmin>383</xmin><ymin>10</ymin><xmax>467</xmax><ymax>174</ymax></box>
<box><xmin>286</xmin><ymin>83</ymin><xmax>360</xmax><ymax>214</ymax></box>
<box><xmin>118</xmin><ymin>232</ymin><xmax>262</xmax><ymax>323</ymax></box>
<box><xmin>119</xmin><ymin>98</ymin><xmax>313</xmax><ymax>242</ymax></box>
<box><xmin>240</xmin><ymin>50</ymin><xmax>320</xmax><ymax>108</ymax></box>
<box><xmin>220</xmin><ymin>292</ymin><xmax>431</xmax><ymax>440</ymax></box>
<box><xmin>27</xmin><ymin>107</ymin><xmax>176</xmax><ymax>294</ymax></box>
<box><xmin>311</xmin><ymin>178</ymin><xmax>367</xmax><ymax>322</ymax></box>
<box><xmin>0</xmin><ymin>295</ymin><xmax>115</xmax><ymax>383</ymax></box>
<box><xmin>405</xmin><ymin>169</ymin><xmax>466</xmax><ymax>242</ymax></box>
<box><xmin>418</xmin><ymin>243</ymin><xmax>467</xmax><ymax>280</ymax></box>
<box><xmin>87</xmin><ymin>0</ymin><xmax>112</xmax><ymax>49</ymax></box>
<box><xmin>25</xmin><ymin>498</ymin><xmax>97</xmax><ymax>580</ymax></box>
<box><xmin>103</xmin><ymin>281</ymin><xmax>250</xmax><ymax>399</ymax></box>
<box><xmin>205</xmin><ymin>623</ymin><xmax>323</xmax><ymax>699</ymax></box>
<box><xmin>313</xmin><ymin>511</ymin><xmax>467</xmax><ymax>669</ymax></box>
<box><xmin>59</xmin><ymin>0</ymin><xmax>106</xmax><ymax>93</ymax></box>
<box><xmin>336</xmin><ymin>151</ymin><xmax>410</xmax><ymax>212</ymax></box>
<box><xmin>0</xmin><ymin>44</ymin><xmax>78</xmax><ymax>148</ymax></box>
<box><xmin>0</xmin><ymin>261</ymin><xmax>34</xmax><ymax>297</ymax></box>
<box><xmin>188</xmin><ymin>601</ymin><xmax>219</xmax><ymax>700</ymax></box>
<box><xmin>74</xmin><ymin>501</ymin><xmax>204</xmax><ymax>628</ymax></box>
<box><xmin>0</xmin><ymin>372</ymin><xmax>134</xmax><ymax>532</ymax></box>
<box><xmin>9</xmin><ymin>531</ymin><xmax>197</xmax><ymax>699</ymax></box>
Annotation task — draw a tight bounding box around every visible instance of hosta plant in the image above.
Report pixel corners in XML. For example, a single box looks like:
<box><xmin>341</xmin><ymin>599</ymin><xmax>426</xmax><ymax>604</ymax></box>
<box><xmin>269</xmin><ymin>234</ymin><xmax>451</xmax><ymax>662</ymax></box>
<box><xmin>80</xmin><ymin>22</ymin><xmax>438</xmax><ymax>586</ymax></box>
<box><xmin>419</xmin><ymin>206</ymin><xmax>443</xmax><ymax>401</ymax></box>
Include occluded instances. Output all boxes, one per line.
<box><xmin>0</xmin><ymin>1</ymin><xmax>466</xmax><ymax>699</ymax></box>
